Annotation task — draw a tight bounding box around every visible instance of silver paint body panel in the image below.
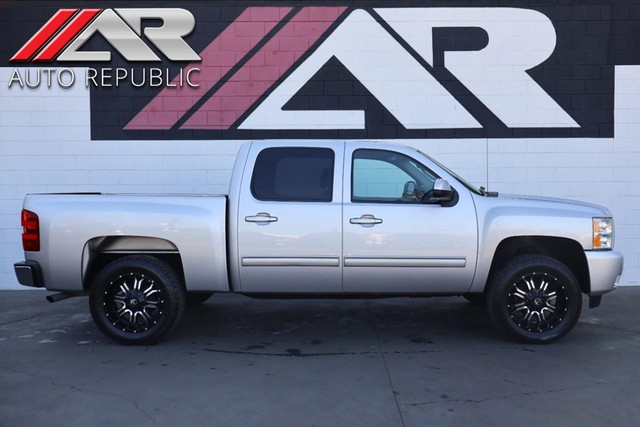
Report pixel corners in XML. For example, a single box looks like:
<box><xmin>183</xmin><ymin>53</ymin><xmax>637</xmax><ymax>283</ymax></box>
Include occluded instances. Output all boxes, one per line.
<box><xmin>22</xmin><ymin>194</ymin><xmax>228</xmax><ymax>292</ymax></box>
<box><xmin>342</xmin><ymin>143</ymin><xmax>477</xmax><ymax>293</ymax></box>
<box><xmin>20</xmin><ymin>140</ymin><xmax>623</xmax><ymax>299</ymax></box>
<box><xmin>467</xmin><ymin>193</ymin><xmax>621</xmax><ymax>294</ymax></box>
<box><xmin>585</xmin><ymin>250</ymin><xmax>624</xmax><ymax>296</ymax></box>
<box><xmin>235</xmin><ymin>141</ymin><xmax>344</xmax><ymax>293</ymax></box>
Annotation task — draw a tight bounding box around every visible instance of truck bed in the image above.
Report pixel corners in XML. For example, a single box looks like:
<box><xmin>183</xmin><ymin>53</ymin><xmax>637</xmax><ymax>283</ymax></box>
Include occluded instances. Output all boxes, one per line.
<box><xmin>22</xmin><ymin>193</ymin><xmax>229</xmax><ymax>293</ymax></box>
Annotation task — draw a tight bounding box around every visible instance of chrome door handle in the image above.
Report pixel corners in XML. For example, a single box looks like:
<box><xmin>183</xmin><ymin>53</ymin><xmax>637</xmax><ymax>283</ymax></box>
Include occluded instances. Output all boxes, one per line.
<box><xmin>245</xmin><ymin>212</ymin><xmax>278</xmax><ymax>224</ymax></box>
<box><xmin>350</xmin><ymin>214</ymin><xmax>383</xmax><ymax>226</ymax></box>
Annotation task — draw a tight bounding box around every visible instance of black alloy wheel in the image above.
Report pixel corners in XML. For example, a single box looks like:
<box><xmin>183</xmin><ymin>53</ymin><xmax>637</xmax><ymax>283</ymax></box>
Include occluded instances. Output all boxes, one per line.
<box><xmin>89</xmin><ymin>255</ymin><xmax>185</xmax><ymax>345</ymax></box>
<box><xmin>488</xmin><ymin>255</ymin><xmax>582</xmax><ymax>343</ymax></box>
<box><xmin>506</xmin><ymin>272</ymin><xmax>567</xmax><ymax>332</ymax></box>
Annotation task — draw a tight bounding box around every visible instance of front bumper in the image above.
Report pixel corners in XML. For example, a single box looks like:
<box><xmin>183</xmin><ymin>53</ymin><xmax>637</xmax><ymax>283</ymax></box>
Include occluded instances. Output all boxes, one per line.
<box><xmin>586</xmin><ymin>250</ymin><xmax>624</xmax><ymax>297</ymax></box>
<box><xmin>14</xmin><ymin>261</ymin><xmax>44</xmax><ymax>288</ymax></box>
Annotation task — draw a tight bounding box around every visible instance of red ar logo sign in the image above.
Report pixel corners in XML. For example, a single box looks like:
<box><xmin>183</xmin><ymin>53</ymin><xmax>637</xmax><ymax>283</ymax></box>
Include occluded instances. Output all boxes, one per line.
<box><xmin>11</xmin><ymin>8</ymin><xmax>200</xmax><ymax>62</ymax></box>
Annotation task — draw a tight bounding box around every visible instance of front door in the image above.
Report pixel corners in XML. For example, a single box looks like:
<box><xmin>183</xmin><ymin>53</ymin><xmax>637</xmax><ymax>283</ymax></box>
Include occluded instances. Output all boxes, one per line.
<box><xmin>237</xmin><ymin>141</ymin><xmax>344</xmax><ymax>293</ymax></box>
<box><xmin>343</xmin><ymin>145</ymin><xmax>478</xmax><ymax>294</ymax></box>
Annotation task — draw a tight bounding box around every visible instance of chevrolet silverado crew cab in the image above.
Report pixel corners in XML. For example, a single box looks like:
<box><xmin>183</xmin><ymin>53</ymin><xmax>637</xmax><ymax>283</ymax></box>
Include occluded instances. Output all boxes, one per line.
<box><xmin>14</xmin><ymin>141</ymin><xmax>624</xmax><ymax>345</ymax></box>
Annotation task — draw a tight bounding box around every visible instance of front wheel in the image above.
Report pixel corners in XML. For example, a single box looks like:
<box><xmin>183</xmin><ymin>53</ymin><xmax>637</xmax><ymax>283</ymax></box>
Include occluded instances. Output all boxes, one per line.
<box><xmin>89</xmin><ymin>255</ymin><xmax>186</xmax><ymax>345</ymax></box>
<box><xmin>487</xmin><ymin>255</ymin><xmax>582</xmax><ymax>344</ymax></box>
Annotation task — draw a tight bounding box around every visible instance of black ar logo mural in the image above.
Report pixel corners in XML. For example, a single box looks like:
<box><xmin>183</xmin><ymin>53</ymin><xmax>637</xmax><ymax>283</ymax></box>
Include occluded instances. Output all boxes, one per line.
<box><xmin>4</xmin><ymin>2</ymin><xmax>625</xmax><ymax>140</ymax></box>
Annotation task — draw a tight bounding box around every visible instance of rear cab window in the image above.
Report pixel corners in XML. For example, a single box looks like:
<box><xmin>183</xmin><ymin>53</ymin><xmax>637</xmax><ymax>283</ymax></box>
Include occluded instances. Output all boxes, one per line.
<box><xmin>251</xmin><ymin>147</ymin><xmax>335</xmax><ymax>202</ymax></box>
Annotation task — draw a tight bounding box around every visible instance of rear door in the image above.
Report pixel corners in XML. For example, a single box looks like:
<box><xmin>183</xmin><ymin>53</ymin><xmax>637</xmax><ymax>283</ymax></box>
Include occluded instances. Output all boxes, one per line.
<box><xmin>237</xmin><ymin>141</ymin><xmax>344</xmax><ymax>293</ymax></box>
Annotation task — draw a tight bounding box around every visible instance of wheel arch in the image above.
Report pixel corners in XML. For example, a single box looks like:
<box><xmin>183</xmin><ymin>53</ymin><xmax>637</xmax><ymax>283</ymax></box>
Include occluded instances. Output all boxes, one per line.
<box><xmin>487</xmin><ymin>236</ymin><xmax>590</xmax><ymax>295</ymax></box>
<box><xmin>82</xmin><ymin>236</ymin><xmax>185</xmax><ymax>291</ymax></box>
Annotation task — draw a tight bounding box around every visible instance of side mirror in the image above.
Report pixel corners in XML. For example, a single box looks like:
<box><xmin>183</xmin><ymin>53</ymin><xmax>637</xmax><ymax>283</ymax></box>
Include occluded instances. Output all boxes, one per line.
<box><xmin>432</xmin><ymin>178</ymin><xmax>455</xmax><ymax>203</ymax></box>
<box><xmin>402</xmin><ymin>181</ymin><xmax>417</xmax><ymax>201</ymax></box>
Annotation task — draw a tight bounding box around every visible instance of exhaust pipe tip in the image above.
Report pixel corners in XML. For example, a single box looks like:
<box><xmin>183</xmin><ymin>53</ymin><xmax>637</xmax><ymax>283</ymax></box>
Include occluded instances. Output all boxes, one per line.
<box><xmin>46</xmin><ymin>292</ymin><xmax>77</xmax><ymax>303</ymax></box>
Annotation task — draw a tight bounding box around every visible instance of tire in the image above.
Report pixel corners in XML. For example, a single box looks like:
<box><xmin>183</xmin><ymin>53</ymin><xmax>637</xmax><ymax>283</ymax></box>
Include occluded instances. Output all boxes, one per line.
<box><xmin>487</xmin><ymin>255</ymin><xmax>582</xmax><ymax>344</ymax></box>
<box><xmin>89</xmin><ymin>255</ymin><xmax>186</xmax><ymax>345</ymax></box>
<box><xmin>186</xmin><ymin>292</ymin><xmax>214</xmax><ymax>307</ymax></box>
<box><xmin>463</xmin><ymin>293</ymin><xmax>486</xmax><ymax>305</ymax></box>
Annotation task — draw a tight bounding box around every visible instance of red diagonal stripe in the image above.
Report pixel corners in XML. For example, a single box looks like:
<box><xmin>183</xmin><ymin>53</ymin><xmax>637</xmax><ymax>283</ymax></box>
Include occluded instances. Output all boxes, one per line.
<box><xmin>124</xmin><ymin>7</ymin><xmax>292</xmax><ymax>131</ymax></box>
<box><xmin>10</xmin><ymin>9</ymin><xmax>79</xmax><ymax>62</ymax></box>
<box><xmin>181</xmin><ymin>6</ymin><xmax>347</xmax><ymax>130</ymax></box>
<box><xmin>33</xmin><ymin>9</ymin><xmax>101</xmax><ymax>62</ymax></box>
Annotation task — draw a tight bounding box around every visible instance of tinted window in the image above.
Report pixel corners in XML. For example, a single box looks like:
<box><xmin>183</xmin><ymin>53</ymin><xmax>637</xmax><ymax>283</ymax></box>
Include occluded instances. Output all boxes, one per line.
<box><xmin>352</xmin><ymin>149</ymin><xmax>437</xmax><ymax>203</ymax></box>
<box><xmin>252</xmin><ymin>148</ymin><xmax>334</xmax><ymax>202</ymax></box>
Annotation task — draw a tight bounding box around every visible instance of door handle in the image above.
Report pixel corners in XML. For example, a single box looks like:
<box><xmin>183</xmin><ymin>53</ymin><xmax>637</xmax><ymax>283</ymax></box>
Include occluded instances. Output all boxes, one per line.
<box><xmin>350</xmin><ymin>214</ymin><xmax>383</xmax><ymax>226</ymax></box>
<box><xmin>245</xmin><ymin>212</ymin><xmax>278</xmax><ymax>224</ymax></box>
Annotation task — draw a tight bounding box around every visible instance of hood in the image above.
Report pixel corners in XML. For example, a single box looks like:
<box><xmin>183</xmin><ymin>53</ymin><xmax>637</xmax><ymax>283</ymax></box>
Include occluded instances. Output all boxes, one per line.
<box><xmin>496</xmin><ymin>194</ymin><xmax>611</xmax><ymax>216</ymax></box>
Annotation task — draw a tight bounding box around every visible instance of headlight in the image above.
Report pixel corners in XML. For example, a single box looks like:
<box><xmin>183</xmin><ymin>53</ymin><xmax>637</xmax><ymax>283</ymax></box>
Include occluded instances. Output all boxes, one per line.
<box><xmin>593</xmin><ymin>217</ymin><xmax>613</xmax><ymax>250</ymax></box>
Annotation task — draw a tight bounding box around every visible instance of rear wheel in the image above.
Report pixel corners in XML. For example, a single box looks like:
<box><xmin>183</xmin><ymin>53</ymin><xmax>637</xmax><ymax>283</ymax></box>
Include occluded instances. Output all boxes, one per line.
<box><xmin>487</xmin><ymin>255</ymin><xmax>582</xmax><ymax>343</ymax></box>
<box><xmin>89</xmin><ymin>255</ymin><xmax>186</xmax><ymax>345</ymax></box>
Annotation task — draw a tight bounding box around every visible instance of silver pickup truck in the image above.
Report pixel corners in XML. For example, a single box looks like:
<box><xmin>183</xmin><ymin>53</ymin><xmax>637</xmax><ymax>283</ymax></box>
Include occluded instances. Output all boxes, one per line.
<box><xmin>14</xmin><ymin>141</ymin><xmax>624</xmax><ymax>345</ymax></box>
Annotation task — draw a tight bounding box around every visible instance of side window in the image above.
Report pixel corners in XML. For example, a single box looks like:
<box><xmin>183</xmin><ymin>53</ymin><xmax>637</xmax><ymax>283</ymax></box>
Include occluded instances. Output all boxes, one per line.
<box><xmin>251</xmin><ymin>147</ymin><xmax>334</xmax><ymax>202</ymax></box>
<box><xmin>352</xmin><ymin>149</ymin><xmax>437</xmax><ymax>203</ymax></box>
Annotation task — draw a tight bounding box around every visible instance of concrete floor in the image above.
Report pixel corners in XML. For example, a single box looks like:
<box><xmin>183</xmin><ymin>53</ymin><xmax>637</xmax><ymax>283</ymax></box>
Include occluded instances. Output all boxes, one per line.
<box><xmin>1</xmin><ymin>288</ymin><xmax>639</xmax><ymax>427</ymax></box>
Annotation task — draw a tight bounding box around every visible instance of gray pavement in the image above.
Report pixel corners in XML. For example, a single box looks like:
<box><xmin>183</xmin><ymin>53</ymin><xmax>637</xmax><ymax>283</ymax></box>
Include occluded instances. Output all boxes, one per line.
<box><xmin>1</xmin><ymin>288</ymin><xmax>639</xmax><ymax>427</ymax></box>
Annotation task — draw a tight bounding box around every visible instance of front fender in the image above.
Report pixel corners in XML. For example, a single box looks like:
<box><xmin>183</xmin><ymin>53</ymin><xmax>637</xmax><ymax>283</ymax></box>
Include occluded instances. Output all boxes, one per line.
<box><xmin>470</xmin><ymin>197</ymin><xmax>596</xmax><ymax>293</ymax></box>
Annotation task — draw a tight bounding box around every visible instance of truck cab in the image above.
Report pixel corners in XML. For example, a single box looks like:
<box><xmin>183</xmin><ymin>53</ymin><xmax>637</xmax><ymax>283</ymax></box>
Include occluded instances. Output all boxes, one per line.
<box><xmin>229</xmin><ymin>141</ymin><xmax>477</xmax><ymax>295</ymax></box>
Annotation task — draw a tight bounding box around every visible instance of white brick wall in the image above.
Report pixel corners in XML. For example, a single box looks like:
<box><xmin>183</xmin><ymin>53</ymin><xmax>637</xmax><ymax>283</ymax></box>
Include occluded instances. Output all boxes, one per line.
<box><xmin>0</xmin><ymin>66</ymin><xmax>638</xmax><ymax>288</ymax></box>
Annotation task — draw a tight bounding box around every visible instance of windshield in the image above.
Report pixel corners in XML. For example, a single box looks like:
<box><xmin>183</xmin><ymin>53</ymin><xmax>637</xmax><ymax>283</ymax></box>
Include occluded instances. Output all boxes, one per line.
<box><xmin>417</xmin><ymin>150</ymin><xmax>484</xmax><ymax>196</ymax></box>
